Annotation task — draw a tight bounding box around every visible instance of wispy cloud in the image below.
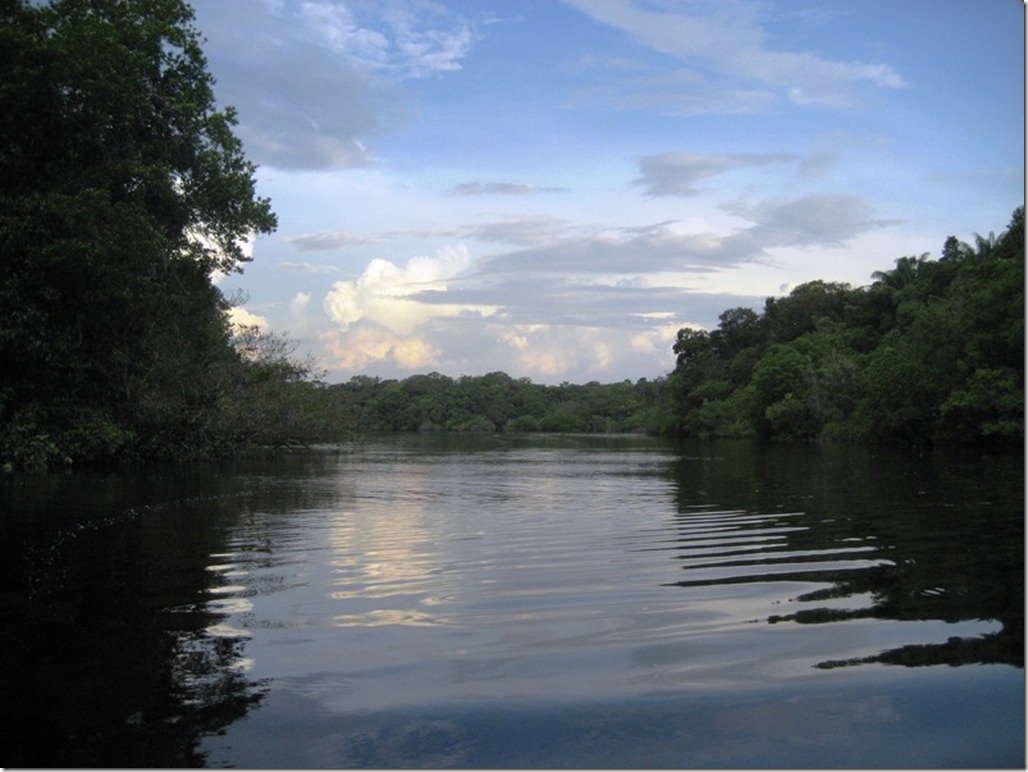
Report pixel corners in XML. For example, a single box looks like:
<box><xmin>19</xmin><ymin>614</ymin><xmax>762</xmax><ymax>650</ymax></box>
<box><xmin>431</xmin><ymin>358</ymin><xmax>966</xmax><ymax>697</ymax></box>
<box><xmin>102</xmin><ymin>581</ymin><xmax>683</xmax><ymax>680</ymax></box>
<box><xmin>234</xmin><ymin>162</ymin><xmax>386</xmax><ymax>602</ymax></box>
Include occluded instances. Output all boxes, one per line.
<box><xmin>451</xmin><ymin>182</ymin><xmax>569</xmax><ymax>196</ymax></box>
<box><xmin>633</xmin><ymin>152</ymin><xmax>794</xmax><ymax>197</ymax></box>
<box><xmin>568</xmin><ymin>64</ymin><xmax>777</xmax><ymax>116</ymax></box>
<box><xmin>380</xmin><ymin>5</ymin><xmax>474</xmax><ymax>78</ymax></box>
<box><xmin>287</xmin><ymin>231</ymin><xmax>386</xmax><ymax>251</ymax></box>
<box><xmin>478</xmin><ymin>192</ymin><xmax>889</xmax><ymax>276</ymax></box>
<box><xmin>723</xmin><ymin>194</ymin><xmax>899</xmax><ymax>248</ymax></box>
<box><xmin>277</xmin><ymin>261</ymin><xmax>343</xmax><ymax>274</ymax></box>
<box><xmin>194</xmin><ymin>0</ymin><xmax>473</xmax><ymax>170</ymax></box>
<box><xmin>563</xmin><ymin>0</ymin><xmax>905</xmax><ymax>111</ymax></box>
<box><xmin>462</xmin><ymin>215</ymin><xmax>582</xmax><ymax>247</ymax></box>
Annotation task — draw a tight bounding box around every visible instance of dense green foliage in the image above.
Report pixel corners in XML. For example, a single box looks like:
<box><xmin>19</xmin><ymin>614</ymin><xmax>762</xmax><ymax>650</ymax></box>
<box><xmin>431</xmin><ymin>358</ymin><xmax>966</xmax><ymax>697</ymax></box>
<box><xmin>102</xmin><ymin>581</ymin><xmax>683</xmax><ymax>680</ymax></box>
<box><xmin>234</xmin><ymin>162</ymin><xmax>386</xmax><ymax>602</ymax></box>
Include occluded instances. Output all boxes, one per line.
<box><xmin>663</xmin><ymin>207</ymin><xmax>1024</xmax><ymax>444</ymax></box>
<box><xmin>332</xmin><ymin>372</ymin><xmax>663</xmax><ymax>434</ymax></box>
<box><xmin>0</xmin><ymin>0</ymin><xmax>350</xmax><ymax>468</ymax></box>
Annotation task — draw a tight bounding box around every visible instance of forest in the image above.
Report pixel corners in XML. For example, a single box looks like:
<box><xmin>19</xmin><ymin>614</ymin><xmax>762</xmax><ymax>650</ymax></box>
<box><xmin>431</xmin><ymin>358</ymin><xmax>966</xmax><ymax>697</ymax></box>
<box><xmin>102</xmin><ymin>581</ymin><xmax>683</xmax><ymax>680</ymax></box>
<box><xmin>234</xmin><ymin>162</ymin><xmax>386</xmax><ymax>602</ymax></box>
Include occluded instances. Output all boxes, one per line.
<box><xmin>0</xmin><ymin>0</ymin><xmax>1022</xmax><ymax>469</ymax></box>
<box><xmin>331</xmin><ymin>372</ymin><xmax>661</xmax><ymax>434</ymax></box>
<box><xmin>659</xmin><ymin>206</ymin><xmax>1024</xmax><ymax>445</ymax></box>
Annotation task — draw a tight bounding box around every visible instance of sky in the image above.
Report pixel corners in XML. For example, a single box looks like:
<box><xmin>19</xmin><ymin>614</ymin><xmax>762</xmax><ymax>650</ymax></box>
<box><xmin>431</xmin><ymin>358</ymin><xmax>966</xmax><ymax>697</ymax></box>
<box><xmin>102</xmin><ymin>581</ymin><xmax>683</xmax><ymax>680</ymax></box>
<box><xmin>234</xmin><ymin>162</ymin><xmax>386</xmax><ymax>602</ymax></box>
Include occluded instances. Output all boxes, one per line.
<box><xmin>192</xmin><ymin>0</ymin><xmax>1025</xmax><ymax>385</ymax></box>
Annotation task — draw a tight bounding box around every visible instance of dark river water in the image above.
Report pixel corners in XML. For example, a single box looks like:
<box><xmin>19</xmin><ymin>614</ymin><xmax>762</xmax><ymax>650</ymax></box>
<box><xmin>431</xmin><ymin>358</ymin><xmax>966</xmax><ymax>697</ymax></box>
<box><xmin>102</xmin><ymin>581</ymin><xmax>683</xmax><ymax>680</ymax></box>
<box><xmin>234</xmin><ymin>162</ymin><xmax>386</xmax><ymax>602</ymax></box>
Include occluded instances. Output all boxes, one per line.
<box><xmin>1</xmin><ymin>435</ymin><xmax>1022</xmax><ymax>768</ymax></box>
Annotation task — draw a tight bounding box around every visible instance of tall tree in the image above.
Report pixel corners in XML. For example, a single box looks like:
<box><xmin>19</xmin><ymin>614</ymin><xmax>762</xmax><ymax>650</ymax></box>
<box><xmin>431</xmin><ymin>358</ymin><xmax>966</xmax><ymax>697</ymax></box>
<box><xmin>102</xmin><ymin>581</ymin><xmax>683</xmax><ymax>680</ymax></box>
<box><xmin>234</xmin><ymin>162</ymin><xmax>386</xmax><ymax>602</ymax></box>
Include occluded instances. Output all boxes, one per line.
<box><xmin>0</xmin><ymin>0</ymin><xmax>277</xmax><ymax>465</ymax></box>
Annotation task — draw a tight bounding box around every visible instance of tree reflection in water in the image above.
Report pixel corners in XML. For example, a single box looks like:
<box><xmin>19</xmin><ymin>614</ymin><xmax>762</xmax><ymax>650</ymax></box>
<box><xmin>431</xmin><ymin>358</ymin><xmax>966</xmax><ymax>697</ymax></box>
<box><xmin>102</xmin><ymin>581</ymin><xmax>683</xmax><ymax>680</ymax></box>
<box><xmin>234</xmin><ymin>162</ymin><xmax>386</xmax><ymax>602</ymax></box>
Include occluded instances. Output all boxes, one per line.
<box><xmin>0</xmin><ymin>465</ymin><xmax>307</xmax><ymax>768</ymax></box>
<box><xmin>664</xmin><ymin>440</ymin><xmax>1024</xmax><ymax>670</ymax></box>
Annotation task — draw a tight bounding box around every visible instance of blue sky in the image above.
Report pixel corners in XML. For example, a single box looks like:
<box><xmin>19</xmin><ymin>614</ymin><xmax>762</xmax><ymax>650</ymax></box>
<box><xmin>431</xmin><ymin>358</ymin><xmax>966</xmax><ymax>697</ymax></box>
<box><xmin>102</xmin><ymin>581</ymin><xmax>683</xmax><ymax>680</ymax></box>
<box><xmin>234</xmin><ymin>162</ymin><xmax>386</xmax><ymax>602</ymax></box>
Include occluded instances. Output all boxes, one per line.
<box><xmin>192</xmin><ymin>0</ymin><xmax>1024</xmax><ymax>384</ymax></box>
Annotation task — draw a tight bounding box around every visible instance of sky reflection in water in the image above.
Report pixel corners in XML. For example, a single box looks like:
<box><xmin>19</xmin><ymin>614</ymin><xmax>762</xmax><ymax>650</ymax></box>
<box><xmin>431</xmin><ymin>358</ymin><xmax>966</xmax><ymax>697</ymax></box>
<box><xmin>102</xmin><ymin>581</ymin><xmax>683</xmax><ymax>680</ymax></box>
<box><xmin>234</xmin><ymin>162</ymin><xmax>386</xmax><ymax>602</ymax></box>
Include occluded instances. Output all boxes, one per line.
<box><xmin>193</xmin><ymin>436</ymin><xmax>1022</xmax><ymax>767</ymax></box>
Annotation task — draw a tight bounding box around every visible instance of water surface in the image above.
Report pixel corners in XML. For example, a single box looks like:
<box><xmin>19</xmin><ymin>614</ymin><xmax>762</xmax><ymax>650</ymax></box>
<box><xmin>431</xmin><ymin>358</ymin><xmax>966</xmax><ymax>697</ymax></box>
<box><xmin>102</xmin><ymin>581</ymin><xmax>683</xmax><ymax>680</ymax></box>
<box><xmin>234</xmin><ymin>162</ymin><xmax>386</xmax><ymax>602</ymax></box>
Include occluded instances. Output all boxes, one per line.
<box><xmin>1</xmin><ymin>435</ymin><xmax>1022</xmax><ymax>767</ymax></box>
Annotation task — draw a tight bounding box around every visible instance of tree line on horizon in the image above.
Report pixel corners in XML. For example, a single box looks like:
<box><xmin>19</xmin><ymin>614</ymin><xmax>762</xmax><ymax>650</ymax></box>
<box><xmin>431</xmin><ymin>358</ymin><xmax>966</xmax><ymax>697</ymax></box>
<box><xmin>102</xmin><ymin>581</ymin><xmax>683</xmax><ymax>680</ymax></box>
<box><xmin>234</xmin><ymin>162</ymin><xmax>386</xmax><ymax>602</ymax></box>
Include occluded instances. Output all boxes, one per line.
<box><xmin>0</xmin><ymin>0</ymin><xmax>1021</xmax><ymax>469</ymax></box>
<box><xmin>333</xmin><ymin>206</ymin><xmax>1023</xmax><ymax>446</ymax></box>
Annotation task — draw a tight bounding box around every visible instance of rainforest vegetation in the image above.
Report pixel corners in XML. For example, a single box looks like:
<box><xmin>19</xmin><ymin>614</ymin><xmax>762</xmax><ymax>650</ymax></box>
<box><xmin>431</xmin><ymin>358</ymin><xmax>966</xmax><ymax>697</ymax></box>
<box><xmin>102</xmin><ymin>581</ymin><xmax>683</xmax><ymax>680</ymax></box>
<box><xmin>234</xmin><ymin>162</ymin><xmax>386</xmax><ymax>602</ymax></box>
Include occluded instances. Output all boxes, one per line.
<box><xmin>0</xmin><ymin>0</ymin><xmax>1022</xmax><ymax>469</ymax></box>
<box><xmin>0</xmin><ymin>0</ymin><xmax>351</xmax><ymax>468</ymax></box>
<box><xmin>331</xmin><ymin>372</ymin><xmax>662</xmax><ymax>434</ymax></box>
<box><xmin>659</xmin><ymin>206</ymin><xmax>1024</xmax><ymax>445</ymax></box>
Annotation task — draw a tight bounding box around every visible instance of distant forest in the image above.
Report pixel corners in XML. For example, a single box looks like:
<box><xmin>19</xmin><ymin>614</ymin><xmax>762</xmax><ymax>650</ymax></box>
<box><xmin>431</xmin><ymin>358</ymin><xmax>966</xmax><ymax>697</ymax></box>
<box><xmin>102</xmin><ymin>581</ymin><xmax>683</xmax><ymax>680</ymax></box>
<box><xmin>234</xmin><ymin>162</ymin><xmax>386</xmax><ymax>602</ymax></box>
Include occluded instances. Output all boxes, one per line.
<box><xmin>333</xmin><ymin>206</ymin><xmax>1024</xmax><ymax>446</ymax></box>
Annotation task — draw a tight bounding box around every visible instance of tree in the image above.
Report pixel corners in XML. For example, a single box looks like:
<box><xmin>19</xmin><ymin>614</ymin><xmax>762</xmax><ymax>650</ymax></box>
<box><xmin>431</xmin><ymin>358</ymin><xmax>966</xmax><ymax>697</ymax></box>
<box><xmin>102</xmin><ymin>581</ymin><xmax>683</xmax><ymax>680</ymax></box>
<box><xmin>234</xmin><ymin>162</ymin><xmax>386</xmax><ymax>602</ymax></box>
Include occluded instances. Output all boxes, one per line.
<box><xmin>763</xmin><ymin>280</ymin><xmax>852</xmax><ymax>343</ymax></box>
<box><xmin>710</xmin><ymin>307</ymin><xmax>765</xmax><ymax>356</ymax></box>
<box><xmin>0</xmin><ymin>0</ymin><xmax>277</xmax><ymax>465</ymax></box>
<box><xmin>672</xmin><ymin>328</ymin><xmax>713</xmax><ymax>368</ymax></box>
<box><xmin>871</xmin><ymin>254</ymin><xmax>928</xmax><ymax>293</ymax></box>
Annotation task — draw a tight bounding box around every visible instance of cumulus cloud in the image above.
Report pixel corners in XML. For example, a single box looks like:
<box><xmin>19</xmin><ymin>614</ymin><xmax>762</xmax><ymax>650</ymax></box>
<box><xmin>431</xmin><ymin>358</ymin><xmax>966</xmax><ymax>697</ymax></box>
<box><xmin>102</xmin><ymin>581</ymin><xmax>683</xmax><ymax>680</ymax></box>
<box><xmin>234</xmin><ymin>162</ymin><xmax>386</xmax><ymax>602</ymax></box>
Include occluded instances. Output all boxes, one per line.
<box><xmin>563</xmin><ymin>0</ymin><xmax>905</xmax><ymax>111</ymax></box>
<box><xmin>498</xmin><ymin>324</ymin><xmax>616</xmax><ymax>378</ymax></box>
<box><xmin>314</xmin><ymin>263</ymin><xmax>773</xmax><ymax>381</ymax></box>
<box><xmin>226</xmin><ymin>305</ymin><xmax>270</xmax><ymax>332</ymax></box>
<box><xmin>322</xmin><ymin>244</ymin><xmax>496</xmax><ymax>334</ymax></box>
<box><xmin>633</xmin><ymin>152</ymin><xmax>793</xmax><ymax>197</ymax></box>
<box><xmin>630</xmin><ymin>322</ymin><xmax>691</xmax><ymax>356</ymax></box>
<box><xmin>320</xmin><ymin>324</ymin><xmax>441</xmax><ymax>371</ymax></box>
<box><xmin>290</xmin><ymin>292</ymin><xmax>311</xmax><ymax>316</ymax></box>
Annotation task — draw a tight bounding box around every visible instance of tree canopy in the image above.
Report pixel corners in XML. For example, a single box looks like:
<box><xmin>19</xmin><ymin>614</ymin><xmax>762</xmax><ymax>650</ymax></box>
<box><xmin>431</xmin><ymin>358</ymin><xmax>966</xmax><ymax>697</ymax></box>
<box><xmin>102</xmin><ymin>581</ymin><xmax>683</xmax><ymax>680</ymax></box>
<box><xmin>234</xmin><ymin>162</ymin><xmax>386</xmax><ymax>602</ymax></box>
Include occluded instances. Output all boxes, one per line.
<box><xmin>662</xmin><ymin>207</ymin><xmax>1024</xmax><ymax>444</ymax></box>
<box><xmin>331</xmin><ymin>372</ymin><xmax>661</xmax><ymax>435</ymax></box>
<box><xmin>0</xmin><ymin>0</ymin><xmax>355</xmax><ymax>467</ymax></box>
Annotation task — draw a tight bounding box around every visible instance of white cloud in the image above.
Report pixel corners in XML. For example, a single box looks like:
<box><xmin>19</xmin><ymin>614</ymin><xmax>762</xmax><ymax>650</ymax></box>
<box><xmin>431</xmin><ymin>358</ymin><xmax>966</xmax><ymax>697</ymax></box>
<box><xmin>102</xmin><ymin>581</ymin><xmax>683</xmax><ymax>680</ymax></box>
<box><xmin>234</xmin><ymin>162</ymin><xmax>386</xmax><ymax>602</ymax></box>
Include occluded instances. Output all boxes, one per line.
<box><xmin>194</xmin><ymin>0</ymin><xmax>472</xmax><ymax>170</ymax></box>
<box><xmin>383</xmin><ymin>6</ymin><xmax>473</xmax><ymax>78</ymax></box>
<box><xmin>226</xmin><ymin>305</ymin><xmax>270</xmax><ymax>332</ymax></box>
<box><xmin>563</xmin><ymin>0</ymin><xmax>905</xmax><ymax>111</ymax></box>
<box><xmin>630</xmin><ymin>322</ymin><xmax>688</xmax><ymax>356</ymax></box>
<box><xmin>496</xmin><ymin>323</ymin><xmax>668</xmax><ymax>381</ymax></box>
<box><xmin>322</xmin><ymin>244</ymin><xmax>496</xmax><ymax>334</ymax></box>
<box><xmin>291</xmin><ymin>1</ymin><xmax>474</xmax><ymax>78</ymax></box>
<box><xmin>320</xmin><ymin>324</ymin><xmax>441</xmax><ymax>371</ymax></box>
<box><xmin>293</xmin><ymin>1</ymin><xmax>391</xmax><ymax>69</ymax></box>
<box><xmin>499</xmin><ymin>324</ymin><xmax>590</xmax><ymax>378</ymax></box>
<box><xmin>569</xmin><ymin>65</ymin><xmax>777</xmax><ymax>116</ymax></box>
<box><xmin>290</xmin><ymin>292</ymin><xmax>311</xmax><ymax>316</ymax></box>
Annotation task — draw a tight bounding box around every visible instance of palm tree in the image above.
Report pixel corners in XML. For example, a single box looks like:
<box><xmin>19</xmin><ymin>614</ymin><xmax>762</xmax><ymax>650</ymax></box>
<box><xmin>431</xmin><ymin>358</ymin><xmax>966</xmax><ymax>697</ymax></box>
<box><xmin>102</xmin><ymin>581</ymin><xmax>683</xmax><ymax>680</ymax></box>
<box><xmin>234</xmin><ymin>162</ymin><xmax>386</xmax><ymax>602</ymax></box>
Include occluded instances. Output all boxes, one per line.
<box><xmin>871</xmin><ymin>253</ymin><xmax>928</xmax><ymax>292</ymax></box>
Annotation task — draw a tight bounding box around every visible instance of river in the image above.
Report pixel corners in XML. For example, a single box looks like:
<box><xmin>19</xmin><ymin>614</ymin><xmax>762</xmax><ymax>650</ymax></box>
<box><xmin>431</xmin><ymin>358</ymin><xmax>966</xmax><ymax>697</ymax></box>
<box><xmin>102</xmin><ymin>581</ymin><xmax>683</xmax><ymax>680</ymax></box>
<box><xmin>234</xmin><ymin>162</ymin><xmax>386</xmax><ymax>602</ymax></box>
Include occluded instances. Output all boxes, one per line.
<box><xmin>0</xmin><ymin>435</ymin><xmax>1022</xmax><ymax>767</ymax></box>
